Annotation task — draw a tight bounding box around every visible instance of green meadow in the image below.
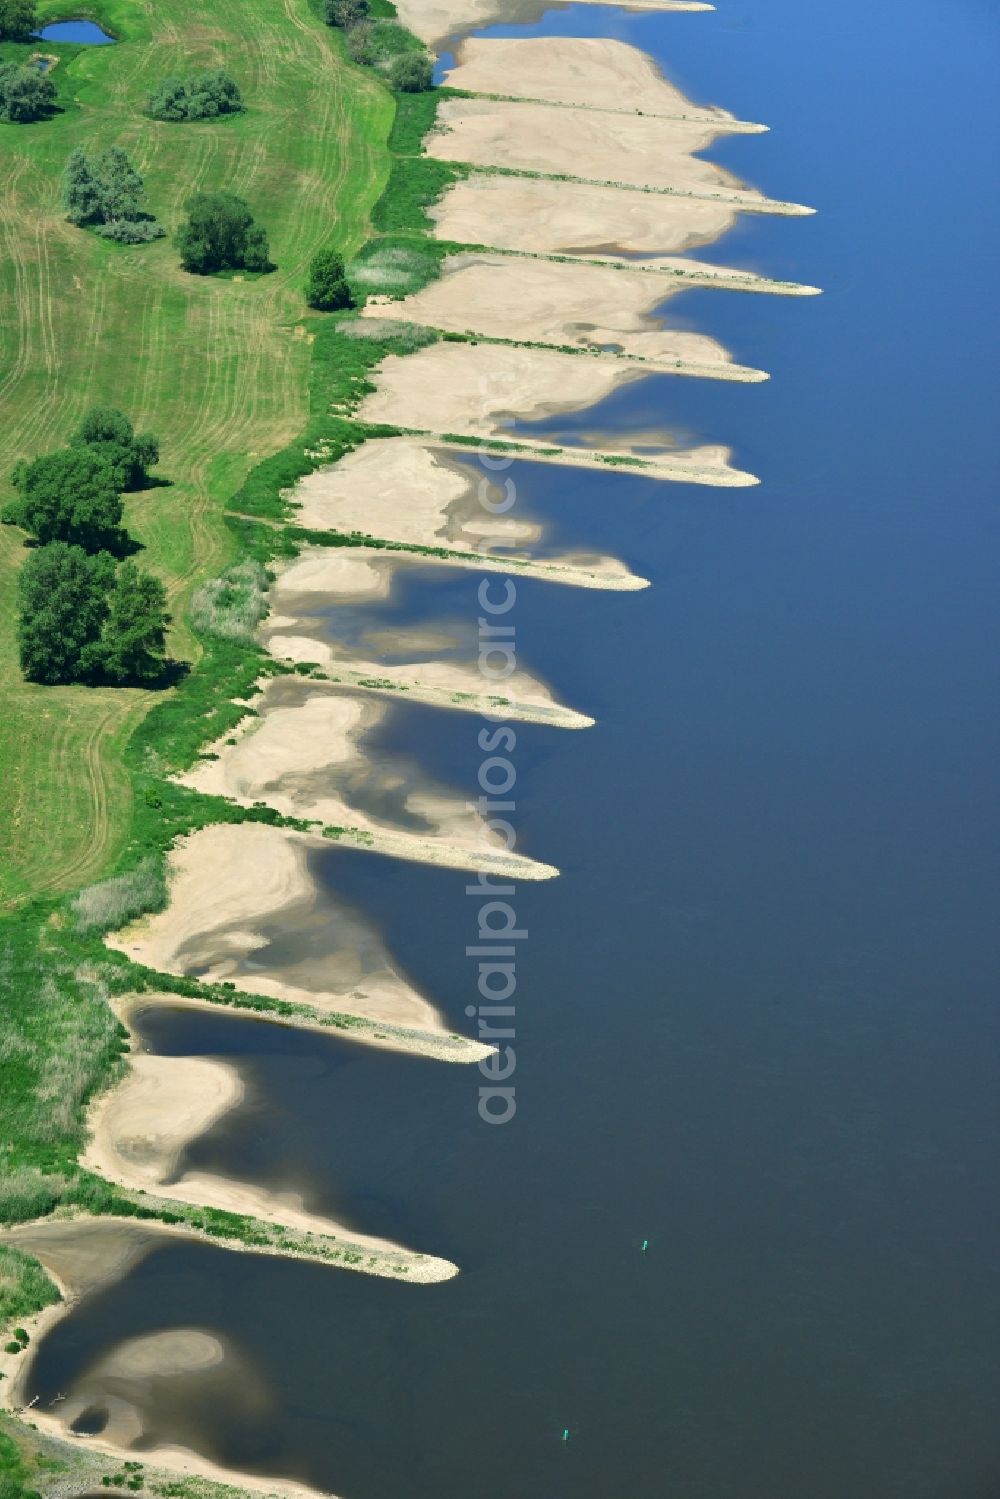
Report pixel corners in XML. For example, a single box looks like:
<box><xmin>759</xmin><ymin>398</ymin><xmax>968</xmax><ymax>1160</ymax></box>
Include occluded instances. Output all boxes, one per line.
<box><xmin>0</xmin><ymin>0</ymin><xmax>393</xmax><ymax>902</ymax></box>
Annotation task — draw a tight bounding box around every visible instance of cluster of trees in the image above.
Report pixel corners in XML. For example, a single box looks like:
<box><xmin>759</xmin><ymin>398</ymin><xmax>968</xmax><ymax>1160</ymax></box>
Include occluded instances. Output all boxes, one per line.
<box><xmin>6</xmin><ymin>407</ymin><xmax>159</xmax><ymax>551</ymax></box>
<box><xmin>323</xmin><ymin>0</ymin><xmax>433</xmax><ymax>90</ymax></box>
<box><xmin>62</xmin><ymin>153</ymin><xmax>273</xmax><ymax>273</ymax></box>
<box><xmin>63</xmin><ymin>147</ymin><xmax>165</xmax><ymax>242</ymax></box>
<box><xmin>176</xmin><ymin>191</ymin><xmax>271</xmax><ymax>274</ymax></box>
<box><xmin>18</xmin><ymin>545</ymin><xmax>169</xmax><ymax>685</ymax></box>
<box><xmin>5</xmin><ymin>409</ymin><xmax>170</xmax><ymax>685</ymax></box>
<box><xmin>146</xmin><ymin>68</ymin><xmax>244</xmax><ymax>121</ymax></box>
<box><xmin>305</xmin><ymin>248</ymin><xmax>352</xmax><ymax>311</ymax></box>
<box><xmin>0</xmin><ymin>60</ymin><xmax>55</xmax><ymax>122</ymax></box>
<box><xmin>0</xmin><ymin>0</ymin><xmax>37</xmax><ymax>41</ymax></box>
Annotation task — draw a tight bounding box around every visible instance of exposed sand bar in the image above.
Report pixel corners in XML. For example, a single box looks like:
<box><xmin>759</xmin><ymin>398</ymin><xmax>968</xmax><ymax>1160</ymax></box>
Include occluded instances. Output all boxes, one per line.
<box><xmin>107</xmin><ymin>823</ymin><xmax>472</xmax><ymax>1047</ymax></box>
<box><xmin>81</xmin><ymin>1039</ymin><xmax>435</xmax><ymax>1260</ymax></box>
<box><xmin>264</xmin><ymin>549</ymin><xmax>599</xmax><ymax>723</ymax></box>
<box><xmin>391</xmin><ymin>430</ymin><xmax>759</xmax><ymax>488</ymax></box>
<box><xmin>433</xmin><ymin>173</ymin><xmax>740</xmax><ymax>258</ymax></box>
<box><xmin>457</xmin><ymin>249</ymin><xmax>819</xmax><ymax>297</ymax></box>
<box><xmin>444</xmin><ymin>36</ymin><xmax>756</xmax><ymax>127</ymax></box>
<box><xmin>180</xmin><ymin>680</ymin><xmax>558</xmax><ymax>880</ymax></box>
<box><xmin>282</xmin><ymin>656</ymin><xmax>599</xmax><ymax>725</ymax></box>
<box><xmin>500</xmin><ymin>244</ymin><xmax>821</xmax><ymax>290</ymax></box>
<box><xmin>428</xmin><ymin>98</ymin><xmax>812</xmax><ymax>212</ymax></box>
<box><xmin>291</xmin><ymin>436</ymin><xmax>648</xmax><ymax>590</ymax></box>
<box><xmin>13</xmin><ymin>1410</ymin><xmax>340</xmax><ymax>1499</ymax></box>
<box><xmin>354</xmin><ymin>343</ymin><xmax>757</xmax><ymax>486</ymax></box>
<box><xmin>397</xmin><ymin>0</ymin><xmax>713</xmax><ymax>46</ymax></box>
<box><xmin>362</xmin><ymin>254</ymin><xmax>775</xmax><ymax>381</ymax></box>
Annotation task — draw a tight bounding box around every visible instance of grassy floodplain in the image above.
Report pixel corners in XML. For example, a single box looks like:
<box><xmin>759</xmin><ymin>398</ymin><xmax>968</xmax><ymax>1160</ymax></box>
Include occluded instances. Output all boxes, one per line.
<box><xmin>0</xmin><ymin>0</ymin><xmax>392</xmax><ymax>903</ymax></box>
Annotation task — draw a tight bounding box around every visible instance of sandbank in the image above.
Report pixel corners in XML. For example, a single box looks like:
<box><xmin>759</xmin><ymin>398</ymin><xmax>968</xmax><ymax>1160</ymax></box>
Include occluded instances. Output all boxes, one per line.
<box><xmin>353</xmin><ymin>343</ymin><xmax>757</xmax><ymax>485</ymax></box>
<box><xmin>0</xmin><ymin>1224</ymin><xmax>341</xmax><ymax>1498</ymax></box>
<box><xmin>396</xmin><ymin>0</ymin><xmax>713</xmax><ymax>46</ymax></box>
<box><xmin>107</xmin><ymin>822</ymin><xmax>454</xmax><ymax>1041</ymax></box>
<box><xmin>180</xmin><ymin>679</ymin><xmax>559</xmax><ymax>879</ymax></box>
<box><xmin>444</xmin><ymin>35</ymin><xmax>751</xmax><ymax>126</ymax></box>
<box><xmin>290</xmin><ymin>436</ymin><xmax>647</xmax><ymax>588</ymax></box>
<box><xmin>264</xmin><ymin>547</ymin><xmax>600</xmax><ymax>721</ymax></box>
<box><xmin>427</xmin><ymin>97</ymin><xmax>809</xmax><ymax>211</ymax></box>
<box><xmin>81</xmin><ymin>1047</ymin><xmax>428</xmax><ymax>1258</ymax></box>
<box><xmin>362</xmin><ymin>252</ymin><xmax>774</xmax><ymax>377</ymax></box>
<box><xmin>432</xmin><ymin>172</ymin><xmax>740</xmax><ymax>258</ymax></box>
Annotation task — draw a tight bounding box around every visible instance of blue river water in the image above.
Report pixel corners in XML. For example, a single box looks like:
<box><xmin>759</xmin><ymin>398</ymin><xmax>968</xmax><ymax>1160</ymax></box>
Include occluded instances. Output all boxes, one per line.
<box><xmin>26</xmin><ymin>1</ymin><xmax>1000</xmax><ymax>1495</ymax></box>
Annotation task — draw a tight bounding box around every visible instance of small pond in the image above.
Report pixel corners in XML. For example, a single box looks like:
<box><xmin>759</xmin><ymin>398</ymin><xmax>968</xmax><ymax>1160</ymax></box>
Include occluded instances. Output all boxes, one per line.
<box><xmin>34</xmin><ymin>18</ymin><xmax>115</xmax><ymax>43</ymax></box>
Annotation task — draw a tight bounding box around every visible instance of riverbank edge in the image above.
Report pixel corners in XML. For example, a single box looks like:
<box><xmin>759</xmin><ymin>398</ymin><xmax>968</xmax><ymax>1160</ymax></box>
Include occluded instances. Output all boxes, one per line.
<box><xmin>1</xmin><ymin>1248</ymin><xmax>343</xmax><ymax>1499</ymax></box>
<box><xmin>0</xmin><ymin>2</ymin><xmax>477</xmax><ymax>1486</ymax></box>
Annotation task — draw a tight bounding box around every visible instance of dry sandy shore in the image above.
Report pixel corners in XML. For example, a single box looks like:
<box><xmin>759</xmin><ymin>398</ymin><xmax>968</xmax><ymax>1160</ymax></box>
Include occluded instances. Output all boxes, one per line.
<box><xmin>444</xmin><ymin>35</ymin><xmax>748</xmax><ymax>124</ymax></box>
<box><xmin>80</xmin><ymin>1018</ymin><xmax>431</xmax><ymax>1259</ymax></box>
<box><xmin>429</xmin><ymin>96</ymin><xmax>754</xmax><ymax>195</ymax></box>
<box><xmin>432</xmin><ymin>172</ymin><xmax>742</xmax><ymax>258</ymax></box>
<box><xmin>291</xmin><ymin>436</ymin><xmax>647</xmax><ymax>588</ymax></box>
<box><xmin>107</xmin><ymin>822</ymin><xmax>462</xmax><ymax>1043</ymax></box>
<box><xmin>354</xmin><ymin>342</ymin><xmax>757</xmax><ymax>485</ymax></box>
<box><xmin>180</xmin><ymin>677</ymin><xmax>559</xmax><ymax>879</ymax></box>
<box><xmin>263</xmin><ymin>548</ymin><xmax>600</xmax><ymax>722</ymax></box>
<box><xmin>361</xmin><ymin>253</ymin><xmax>775</xmax><ymax>378</ymax></box>
<box><xmin>397</xmin><ymin>0</ymin><xmax>713</xmax><ymax>46</ymax></box>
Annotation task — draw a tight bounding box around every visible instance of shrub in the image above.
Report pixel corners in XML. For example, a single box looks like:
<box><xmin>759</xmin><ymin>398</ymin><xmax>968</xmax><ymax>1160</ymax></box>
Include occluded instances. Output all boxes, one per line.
<box><xmin>189</xmin><ymin>560</ymin><xmax>269</xmax><ymax>642</ymax></box>
<box><xmin>0</xmin><ymin>1166</ymin><xmax>61</xmax><ymax>1225</ymax></box>
<box><xmin>72</xmin><ymin>856</ymin><xmax>166</xmax><ymax>933</ymax></box>
<box><xmin>324</xmin><ymin>0</ymin><xmax>368</xmax><ymax>25</ymax></box>
<box><xmin>63</xmin><ymin>147</ymin><xmax>161</xmax><ymax>240</ymax></box>
<box><xmin>348</xmin><ymin>242</ymin><xmax>441</xmax><ymax>297</ymax></box>
<box><xmin>3</xmin><ymin>1342</ymin><xmax>21</xmax><ymax>1355</ymax></box>
<box><xmin>306</xmin><ymin>248</ymin><xmax>353</xmax><ymax>311</ymax></box>
<box><xmin>94</xmin><ymin>219</ymin><xmax>166</xmax><ymax>243</ymax></box>
<box><xmin>339</xmin><ymin>317</ymin><xmax>438</xmax><ymax>354</ymax></box>
<box><xmin>147</xmin><ymin>69</ymin><xmax>245</xmax><ymax>122</ymax></box>
<box><xmin>176</xmin><ymin>191</ymin><xmax>271</xmax><ymax>274</ymax></box>
<box><xmin>388</xmin><ymin>52</ymin><xmax>434</xmax><ymax>92</ymax></box>
<box><xmin>0</xmin><ymin>62</ymin><xmax>56</xmax><ymax>122</ymax></box>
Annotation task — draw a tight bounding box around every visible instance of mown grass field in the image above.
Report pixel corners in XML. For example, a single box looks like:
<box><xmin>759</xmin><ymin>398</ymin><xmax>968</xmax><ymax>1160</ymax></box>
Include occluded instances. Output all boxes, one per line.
<box><xmin>0</xmin><ymin>0</ymin><xmax>394</xmax><ymax>904</ymax></box>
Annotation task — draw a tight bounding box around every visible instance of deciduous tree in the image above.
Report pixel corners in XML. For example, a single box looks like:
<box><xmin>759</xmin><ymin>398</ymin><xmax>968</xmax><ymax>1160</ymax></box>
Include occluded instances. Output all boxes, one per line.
<box><xmin>324</xmin><ymin>0</ymin><xmax>368</xmax><ymax>27</ymax></box>
<box><xmin>96</xmin><ymin>560</ymin><xmax>169</xmax><ymax>683</ymax></box>
<box><xmin>0</xmin><ymin>62</ymin><xmax>56</xmax><ymax>122</ymax></box>
<box><xmin>388</xmin><ymin>52</ymin><xmax>434</xmax><ymax>93</ymax></box>
<box><xmin>72</xmin><ymin>405</ymin><xmax>160</xmax><ymax>489</ymax></box>
<box><xmin>4</xmin><ymin>447</ymin><xmax>123</xmax><ymax>550</ymax></box>
<box><xmin>0</xmin><ymin>0</ymin><xmax>38</xmax><ymax>41</ymax></box>
<box><xmin>147</xmin><ymin>68</ymin><xmax>244</xmax><ymax>121</ymax></box>
<box><xmin>176</xmin><ymin>191</ymin><xmax>271</xmax><ymax>274</ymax></box>
<box><xmin>16</xmin><ymin>544</ymin><xmax>114</xmax><ymax>685</ymax></box>
<box><xmin>305</xmin><ymin>248</ymin><xmax>353</xmax><ymax>311</ymax></box>
<box><xmin>62</xmin><ymin>146</ymin><xmax>162</xmax><ymax>240</ymax></box>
